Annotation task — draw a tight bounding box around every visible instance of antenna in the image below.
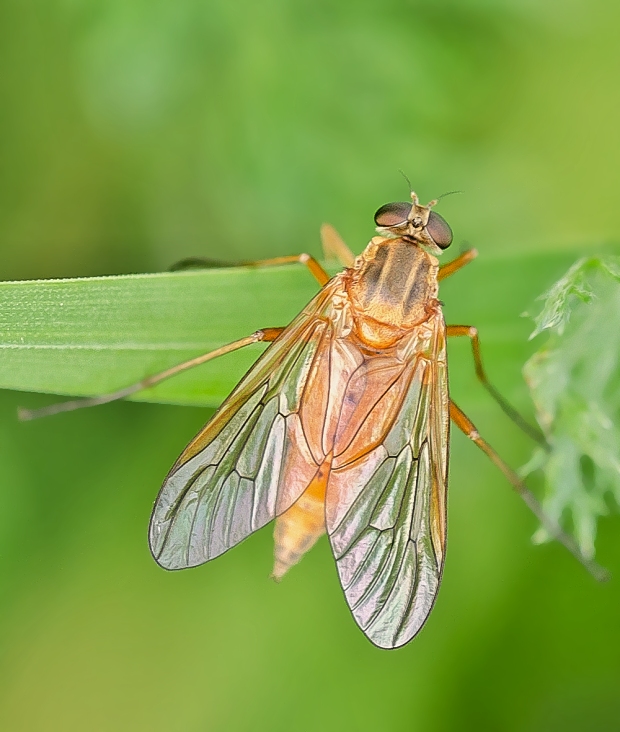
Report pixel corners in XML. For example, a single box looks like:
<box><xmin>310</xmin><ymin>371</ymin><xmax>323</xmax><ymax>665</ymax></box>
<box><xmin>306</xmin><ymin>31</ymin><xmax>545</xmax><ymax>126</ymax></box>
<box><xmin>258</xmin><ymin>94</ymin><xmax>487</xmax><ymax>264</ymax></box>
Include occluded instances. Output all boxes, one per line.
<box><xmin>436</xmin><ymin>190</ymin><xmax>464</xmax><ymax>201</ymax></box>
<box><xmin>398</xmin><ymin>169</ymin><xmax>413</xmax><ymax>195</ymax></box>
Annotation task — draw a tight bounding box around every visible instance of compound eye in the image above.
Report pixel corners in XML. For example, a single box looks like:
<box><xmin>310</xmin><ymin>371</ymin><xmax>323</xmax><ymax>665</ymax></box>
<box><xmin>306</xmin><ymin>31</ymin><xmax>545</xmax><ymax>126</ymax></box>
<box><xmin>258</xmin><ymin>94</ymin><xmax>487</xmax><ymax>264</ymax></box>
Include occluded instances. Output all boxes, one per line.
<box><xmin>374</xmin><ymin>202</ymin><xmax>412</xmax><ymax>227</ymax></box>
<box><xmin>426</xmin><ymin>211</ymin><xmax>453</xmax><ymax>249</ymax></box>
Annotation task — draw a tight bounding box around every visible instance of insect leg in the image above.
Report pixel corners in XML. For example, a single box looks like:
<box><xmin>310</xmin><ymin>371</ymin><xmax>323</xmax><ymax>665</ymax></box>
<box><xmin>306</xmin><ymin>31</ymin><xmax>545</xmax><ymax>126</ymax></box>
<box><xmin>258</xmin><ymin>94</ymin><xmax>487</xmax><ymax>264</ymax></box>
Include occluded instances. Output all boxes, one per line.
<box><xmin>172</xmin><ymin>253</ymin><xmax>334</xmax><ymax>285</ymax></box>
<box><xmin>320</xmin><ymin>223</ymin><xmax>356</xmax><ymax>267</ymax></box>
<box><xmin>446</xmin><ymin>325</ymin><xmax>546</xmax><ymax>447</ymax></box>
<box><xmin>241</xmin><ymin>254</ymin><xmax>331</xmax><ymax>286</ymax></box>
<box><xmin>438</xmin><ymin>248</ymin><xmax>478</xmax><ymax>281</ymax></box>
<box><xmin>449</xmin><ymin>399</ymin><xmax>608</xmax><ymax>582</ymax></box>
<box><xmin>169</xmin><ymin>257</ymin><xmax>237</xmax><ymax>271</ymax></box>
<box><xmin>168</xmin><ymin>227</ymin><xmax>353</xmax><ymax>284</ymax></box>
<box><xmin>18</xmin><ymin>328</ymin><xmax>285</xmax><ymax>422</ymax></box>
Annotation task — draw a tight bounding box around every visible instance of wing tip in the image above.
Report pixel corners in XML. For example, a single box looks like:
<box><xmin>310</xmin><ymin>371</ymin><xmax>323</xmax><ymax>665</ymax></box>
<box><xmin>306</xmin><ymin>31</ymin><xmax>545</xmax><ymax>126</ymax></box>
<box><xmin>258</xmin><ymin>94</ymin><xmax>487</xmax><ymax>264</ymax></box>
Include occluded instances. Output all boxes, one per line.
<box><xmin>362</xmin><ymin>616</ymin><xmax>429</xmax><ymax>650</ymax></box>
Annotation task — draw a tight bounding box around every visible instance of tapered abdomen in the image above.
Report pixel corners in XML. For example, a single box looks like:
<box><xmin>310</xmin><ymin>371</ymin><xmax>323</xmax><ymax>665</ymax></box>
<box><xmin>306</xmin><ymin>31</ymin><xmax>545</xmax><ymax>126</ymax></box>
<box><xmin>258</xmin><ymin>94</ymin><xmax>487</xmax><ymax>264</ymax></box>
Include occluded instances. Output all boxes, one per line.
<box><xmin>272</xmin><ymin>459</ymin><xmax>331</xmax><ymax>579</ymax></box>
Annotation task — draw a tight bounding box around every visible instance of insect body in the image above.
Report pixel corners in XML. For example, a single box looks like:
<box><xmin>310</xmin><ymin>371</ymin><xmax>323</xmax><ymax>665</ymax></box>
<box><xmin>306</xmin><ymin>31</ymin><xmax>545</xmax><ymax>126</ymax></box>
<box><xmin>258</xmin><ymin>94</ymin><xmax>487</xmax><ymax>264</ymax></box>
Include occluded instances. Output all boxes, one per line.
<box><xmin>150</xmin><ymin>193</ymin><xmax>456</xmax><ymax>649</ymax></box>
<box><xmin>20</xmin><ymin>189</ymin><xmax>605</xmax><ymax>647</ymax></box>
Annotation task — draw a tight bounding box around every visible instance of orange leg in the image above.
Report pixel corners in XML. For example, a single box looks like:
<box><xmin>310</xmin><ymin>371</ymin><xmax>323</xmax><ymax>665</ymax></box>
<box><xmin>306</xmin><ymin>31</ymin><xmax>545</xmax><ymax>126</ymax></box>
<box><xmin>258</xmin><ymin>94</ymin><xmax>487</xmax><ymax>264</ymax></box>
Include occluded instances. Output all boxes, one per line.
<box><xmin>18</xmin><ymin>328</ymin><xmax>285</xmax><ymax>421</ymax></box>
<box><xmin>243</xmin><ymin>254</ymin><xmax>331</xmax><ymax>286</ymax></box>
<box><xmin>446</xmin><ymin>325</ymin><xmax>546</xmax><ymax>446</ymax></box>
<box><xmin>438</xmin><ymin>248</ymin><xmax>478</xmax><ymax>281</ymax></box>
<box><xmin>449</xmin><ymin>400</ymin><xmax>608</xmax><ymax>582</ymax></box>
<box><xmin>320</xmin><ymin>223</ymin><xmax>356</xmax><ymax>268</ymax></box>
<box><xmin>170</xmin><ymin>252</ymin><xmax>331</xmax><ymax>286</ymax></box>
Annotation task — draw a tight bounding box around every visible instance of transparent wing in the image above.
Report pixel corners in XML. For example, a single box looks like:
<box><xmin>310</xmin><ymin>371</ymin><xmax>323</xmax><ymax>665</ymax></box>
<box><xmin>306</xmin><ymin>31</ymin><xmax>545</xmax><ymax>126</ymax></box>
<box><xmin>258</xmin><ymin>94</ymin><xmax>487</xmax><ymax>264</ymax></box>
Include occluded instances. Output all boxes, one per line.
<box><xmin>326</xmin><ymin>318</ymin><xmax>449</xmax><ymax>649</ymax></box>
<box><xmin>149</xmin><ymin>280</ymin><xmax>341</xmax><ymax>570</ymax></box>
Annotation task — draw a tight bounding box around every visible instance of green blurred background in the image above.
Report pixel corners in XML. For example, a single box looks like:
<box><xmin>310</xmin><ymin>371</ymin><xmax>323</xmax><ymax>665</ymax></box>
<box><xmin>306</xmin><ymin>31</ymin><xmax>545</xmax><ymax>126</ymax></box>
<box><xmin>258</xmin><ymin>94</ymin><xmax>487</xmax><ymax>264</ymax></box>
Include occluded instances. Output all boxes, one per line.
<box><xmin>1</xmin><ymin>1</ymin><xmax>619</xmax><ymax>730</ymax></box>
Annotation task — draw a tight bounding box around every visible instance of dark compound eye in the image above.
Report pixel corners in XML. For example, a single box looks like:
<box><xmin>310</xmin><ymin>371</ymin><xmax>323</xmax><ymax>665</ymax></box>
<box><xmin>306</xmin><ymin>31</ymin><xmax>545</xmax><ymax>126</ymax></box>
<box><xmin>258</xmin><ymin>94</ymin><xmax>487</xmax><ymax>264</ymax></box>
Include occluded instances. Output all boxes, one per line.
<box><xmin>374</xmin><ymin>202</ymin><xmax>412</xmax><ymax>227</ymax></box>
<box><xmin>425</xmin><ymin>211</ymin><xmax>453</xmax><ymax>249</ymax></box>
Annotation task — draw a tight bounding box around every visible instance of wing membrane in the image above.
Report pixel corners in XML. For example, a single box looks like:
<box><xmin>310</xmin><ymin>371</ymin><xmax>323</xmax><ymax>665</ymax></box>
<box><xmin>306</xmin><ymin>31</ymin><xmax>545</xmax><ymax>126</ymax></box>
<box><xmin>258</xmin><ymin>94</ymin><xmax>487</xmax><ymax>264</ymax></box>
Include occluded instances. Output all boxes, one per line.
<box><xmin>149</xmin><ymin>280</ymin><xmax>342</xmax><ymax>570</ymax></box>
<box><xmin>326</xmin><ymin>317</ymin><xmax>449</xmax><ymax>648</ymax></box>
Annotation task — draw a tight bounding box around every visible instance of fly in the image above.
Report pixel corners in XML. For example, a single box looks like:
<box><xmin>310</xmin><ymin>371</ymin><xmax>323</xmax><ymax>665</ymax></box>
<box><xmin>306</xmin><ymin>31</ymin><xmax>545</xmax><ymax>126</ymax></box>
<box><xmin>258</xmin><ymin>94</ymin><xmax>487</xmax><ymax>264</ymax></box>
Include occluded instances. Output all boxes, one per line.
<box><xmin>19</xmin><ymin>190</ymin><xmax>607</xmax><ymax>648</ymax></box>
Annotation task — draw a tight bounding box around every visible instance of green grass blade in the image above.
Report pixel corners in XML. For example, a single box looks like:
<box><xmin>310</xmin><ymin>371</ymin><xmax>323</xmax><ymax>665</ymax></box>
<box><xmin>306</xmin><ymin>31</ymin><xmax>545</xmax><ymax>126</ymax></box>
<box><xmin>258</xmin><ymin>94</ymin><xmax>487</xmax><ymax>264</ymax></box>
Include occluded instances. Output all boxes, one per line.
<box><xmin>0</xmin><ymin>251</ymin><xmax>596</xmax><ymax>408</ymax></box>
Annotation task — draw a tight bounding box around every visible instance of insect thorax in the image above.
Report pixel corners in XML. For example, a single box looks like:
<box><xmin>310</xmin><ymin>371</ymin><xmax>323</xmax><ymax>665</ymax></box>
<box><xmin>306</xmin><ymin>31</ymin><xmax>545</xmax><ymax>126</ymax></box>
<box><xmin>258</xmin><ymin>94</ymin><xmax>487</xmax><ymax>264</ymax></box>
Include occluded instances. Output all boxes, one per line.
<box><xmin>347</xmin><ymin>237</ymin><xmax>440</xmax><ymax>343</ymax></box>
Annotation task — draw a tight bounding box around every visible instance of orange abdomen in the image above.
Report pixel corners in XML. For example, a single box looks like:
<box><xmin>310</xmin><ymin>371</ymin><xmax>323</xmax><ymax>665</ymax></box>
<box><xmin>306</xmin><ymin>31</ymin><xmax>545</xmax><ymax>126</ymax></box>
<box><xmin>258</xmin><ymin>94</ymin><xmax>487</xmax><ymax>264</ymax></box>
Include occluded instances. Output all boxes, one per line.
<box><xmin>272</xmin><ymin>458</ymin><xmax>331</xmax><ymax>580</ymax></box>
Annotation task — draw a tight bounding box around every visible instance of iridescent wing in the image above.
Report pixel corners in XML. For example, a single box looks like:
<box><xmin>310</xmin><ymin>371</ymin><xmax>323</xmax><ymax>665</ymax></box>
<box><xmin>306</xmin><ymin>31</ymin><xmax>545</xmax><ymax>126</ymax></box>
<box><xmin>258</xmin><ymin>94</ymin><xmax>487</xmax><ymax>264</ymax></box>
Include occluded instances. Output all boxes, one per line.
<box><xmin>325</xmin><ymin>317</ymin><xmax>449</xmax><ymax>649</ymax></box>
<box><xmin>149</xmin><ymin>280</ymin><xmax>342</xmax><ymax>570</ymax></box>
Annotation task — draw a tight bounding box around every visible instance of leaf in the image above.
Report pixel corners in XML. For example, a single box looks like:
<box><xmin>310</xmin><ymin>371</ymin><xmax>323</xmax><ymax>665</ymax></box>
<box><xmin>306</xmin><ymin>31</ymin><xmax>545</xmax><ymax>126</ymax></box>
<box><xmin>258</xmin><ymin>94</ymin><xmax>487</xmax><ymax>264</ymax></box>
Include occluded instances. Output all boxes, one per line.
<box><xmin>0</xmin><ymin>266</ymin><xmax>325</xmax><ymax>408</ymax></box>
<box><xmin>0</xmin><ymin>251</ymin><xmax>583</xmax><ymax>410</ymax></box>
<box><xmin>523</xmin><ymin>256</ymin><xmax>620</xmax><ymax>558</ymax></box>
<box><xmin>529</xmin><ymin>255</ymin><xmax>620</xmax><ymax>339</ymax></box>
